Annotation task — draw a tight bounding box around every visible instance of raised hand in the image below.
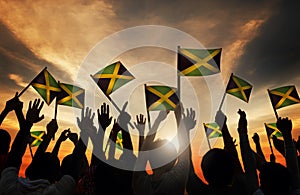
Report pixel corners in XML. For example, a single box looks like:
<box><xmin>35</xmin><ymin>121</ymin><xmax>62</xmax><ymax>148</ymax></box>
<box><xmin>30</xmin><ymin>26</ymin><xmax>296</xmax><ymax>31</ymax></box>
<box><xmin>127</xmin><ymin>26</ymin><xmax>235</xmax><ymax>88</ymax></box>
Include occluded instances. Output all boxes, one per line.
<box><xmin>46</xmin><ymin>119</ymin><xmax>59</xmax><ymax>137</ymax></box>
<box><xmin>26</xmin><ymin>99</ymin><xmax>44</xmax><ymax>124</ymax></box>
<box><xmin>68</xmin><ymin>132</ymin><xmax>78</xmax><ymax>144</ymax></box>
<box><xmin>277</xmin><ymin>117</ymin><xmax>292</xmax><ymax>138</ymax></box>
<box><xmin>237</xmin><ymin>109</ymin><xmax>247</xmax><ymax>134</ymax></box>
<box><xmin>182</xmin><ymin>108</ymin><xmax>196</xmax><ymax>131</ymax></box>
<box><xmin>59</xmin><ymin>129</ymin><xmax>70</xmax><ymax>142</ymax></box>
<box><xmin>4</xmin><ymin>92</ymin><xmax>22</xmax><ymax>112</ymax></box>
<box><xmin>134</xmin><ymin>114</ymin><xmax>146</xmax><ymax>136</ymax></box>
<box><xmin>97</xmin><ymin>102</ymin><xmax>112</xmax><ymax>131</ymax></box>
<box><xmin>77</xmin><ymin>107</ymin><xmax>97</xmax><ymax>136</ymax></box>
<box><xmin>215</xmin><ymin>110</ymin><xmax>227</xmax><ymax>129</ymax></box>
<box><xmin>252</xmin><ymin>133</ymin><xmax>260</xmax><ymax>144</ymax></box>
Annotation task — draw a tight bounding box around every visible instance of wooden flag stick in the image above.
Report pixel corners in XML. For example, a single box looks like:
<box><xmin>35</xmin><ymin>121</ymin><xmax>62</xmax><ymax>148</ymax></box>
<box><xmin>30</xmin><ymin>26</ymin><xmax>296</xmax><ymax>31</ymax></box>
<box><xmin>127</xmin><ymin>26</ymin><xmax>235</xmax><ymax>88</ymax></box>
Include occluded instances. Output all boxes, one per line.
<box><xmin>18</xmin><ymin>67</ymin><xmax>47</xmax><ymax>97</ymax></box>
<box><xmin>177</xmin><ymin>45</ymin><xmax>181</xmax><ymax>101</ymax></box>
<box><xmin>265</xmin><ymin>123</ymin><xmax>275</xmax><ymax>158</ymax></box>
<box><xmin>204</xmin><ymin>123</ymin><xmax>211</xmax><ymax>150</ymax></box>
<box><xmin>144</xmin><ymin>84</ymin><xmax>152</xmax><ymax>131</ymax></box>
<box><xmin>219</xmin><ymin>73</ymin><xmax>233</xmax><ymax>111</ymax></box>
<box><xmin>28</xmin><ymin>143</ymin><xmax>34</xmax><ymax>159</ymax></box>
<box><xmin>89</xmin><ymin>75</ymin><xmax>135</xmax><ymax>129</ymax></box>
<box><xmin>267</xmin><ymin>89</ymin><xmax>279</xmax><ymax>120</ymax></box>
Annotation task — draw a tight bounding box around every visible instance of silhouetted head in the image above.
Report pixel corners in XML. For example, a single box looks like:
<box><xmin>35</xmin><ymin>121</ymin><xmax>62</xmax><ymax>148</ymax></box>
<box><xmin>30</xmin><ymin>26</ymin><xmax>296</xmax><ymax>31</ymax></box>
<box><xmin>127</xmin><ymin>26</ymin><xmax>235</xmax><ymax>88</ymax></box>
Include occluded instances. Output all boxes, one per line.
<box><xmin>148</xmin><ymin>139</ymin><xmax>178</xmax><ymax>174</ymax></box>
<box><xmin>25</xmin><ymin>152</ymin><xmax>60</xmax><ymax>183</ymax></box>
<box><xmin>259</xmin><ymin>162</ymin><xmax>291</xmax><ymax>195</ymax></box>
<box><xmin>61</xmin><ymin>153</ymin><xmax>88</xmax><ymax>179</ymax></box>
<box><xmin>0</xmin><ymin>129</ymin><xmax>11</xmax><ymax>155</ymax></box>
<box><xmin>201</xmin><ymin>148</ymin><xmax>235</xmax><ymax>187</ymax></box>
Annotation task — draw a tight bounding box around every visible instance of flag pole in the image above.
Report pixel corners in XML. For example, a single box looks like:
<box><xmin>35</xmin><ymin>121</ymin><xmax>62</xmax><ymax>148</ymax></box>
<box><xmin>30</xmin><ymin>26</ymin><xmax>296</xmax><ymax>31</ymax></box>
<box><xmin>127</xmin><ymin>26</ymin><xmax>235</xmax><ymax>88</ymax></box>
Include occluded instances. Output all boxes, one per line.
<box><xmin>18</xmin><ymin>67</ymin><xmax>47</xmax><ymax>97</ymax></box>
<box><xmin>28</xmin><ymin>143</ymin><xmax>34</xmax><ymax>159</ymax></box>
<box><xmin>144</xmin><ymin>84</ymin><xmax>152</xmax><ymax>132</ymax></box>
<box><xmin>203</xmin><ymin>123</ymin><xmax>211</xmax><ymax>150</ymax></box>
<box><xmin>177</xmin><ymin>45</ymin><xmax>181</xmax><ymax>101</ymax></box>
<box><xmin>90</xmin><ymin>75</ymin><xmax>135</xmax><ymax>129</ymax></box>
<box><xmin>265</xmin><ymin>123</ymin><xmax>275</xmax><ymax>159</ymax></box>
<box><xmin>54</xmin><ymin>98</ymin><xmax>58</xmax><ymax>120</ymax></box>
<box><xmin>267</xmin><ymin>89</ymin><xmax>279</xmax><ymax>120</ymax></box>
<box><xmin>219</xmin><ymin>73</ymin><xmax>233</xmax><ymax>111</ymax></box>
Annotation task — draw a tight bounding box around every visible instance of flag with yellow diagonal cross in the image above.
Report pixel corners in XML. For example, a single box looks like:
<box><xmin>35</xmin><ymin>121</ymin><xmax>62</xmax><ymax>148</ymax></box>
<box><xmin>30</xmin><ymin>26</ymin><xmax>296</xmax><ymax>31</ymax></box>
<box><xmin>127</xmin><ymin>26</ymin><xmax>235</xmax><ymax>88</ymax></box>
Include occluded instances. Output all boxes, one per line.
<box><xmin>91</xmin><ymin>61</ymin><xmax>135</xmax><ymax>97</ymax></box>
<box><xmin>204</xmin><ymin>122</ymin><xmax>222</xmax><ymax>139</ymax></box>
<box><xmin>265</xmin><ymin>123</ymin><xmax>282</xmax><ymax>138</ymax></box>
<box><xmin>31</xmin><ymin>69</ymin><xmax>61</xmax><ymax>105</ymax></box>
<box><xmin>178</xmin><ymin>48</ymin><xmax>221</xmax><ymax>76</ymax></box>
<box><xmin>268</xmin><ymin>85</ymin><xmax>300</xmax><ymax>110</ymax></box>
<box><xmin>29</xmin><ymin>131</ymin><xmax>45</xmax><ymax>147</ymax></box>
<box><xmin>57</xmin><ymin>83</ymin><xmax>85</xmax><ymax>109</ymax></box>
<box><xmin>116</xmin><ymin>131</ymin><xmax>123</xmax><ymax>151</ymax></box>
<box><xmin>145</xmin><ymin>85</ymin><xmax>179</xmax><ymax>111</ymax></box>
<box><xmin>226</xmin><ymin>74</ymin><xmax>253</xmax><ymax>103</ymax></box>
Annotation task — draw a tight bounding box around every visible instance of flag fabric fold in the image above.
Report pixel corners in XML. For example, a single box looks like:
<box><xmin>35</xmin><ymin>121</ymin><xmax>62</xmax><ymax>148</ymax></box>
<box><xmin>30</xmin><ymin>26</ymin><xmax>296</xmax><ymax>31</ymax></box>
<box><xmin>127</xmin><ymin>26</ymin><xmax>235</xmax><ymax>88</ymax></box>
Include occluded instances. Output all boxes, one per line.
<box><xmin>116</xmin><ymin>131</ymin><xmax>123</xmax><ymax>150</ymax></box>
<box><xmin>226</xmin><ymin>74</ymin><xmax>253</xmax><ymax>103</ymax></box>
<box><xmin>145</xmin><ymin>85</ymin><xmax>179</xmax><ymax>111</ymax></box>
<box><xmin>265</xmin><ymin>123</ymin><xmax>282</xmax><ymax>138</ymax></box>
<box><xmin>204</xmin><ymin>122</ymin><xmax>222</xmax><ymax>139</ymax></box>
<box><xmin>178</xmin><ymin>48</ymin><xmax>221</xmax><ymax>76</ymax></box>
<box><xmin>57</xmin><ymin>83</ymin><xmax>85</xmax><ymax>109</ymax></box>
<box><xmin>268</xmin><ymin>85</ymin><xmax>300</xmax><ymax>110</ymax></box>
<box><xmin>91</xmin><ymin>61</ymin><xmax>135</xmax><ymax>96</ymax></box>
<box><xmin>31</xmin><ymin>69</ymin><xmax>61</xmax><ymax>105</ymax></box>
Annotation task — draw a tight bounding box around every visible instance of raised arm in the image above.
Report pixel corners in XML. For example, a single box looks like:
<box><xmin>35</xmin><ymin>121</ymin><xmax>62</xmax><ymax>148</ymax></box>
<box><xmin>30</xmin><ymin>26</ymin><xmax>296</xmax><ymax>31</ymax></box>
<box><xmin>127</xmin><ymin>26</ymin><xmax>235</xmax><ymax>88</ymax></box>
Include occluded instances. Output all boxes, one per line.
<box><xmin>6</xmin><ymin>99</ymin><xmax>44</xmax><ymax>170</ymax></box>
<box><xmin>272</xmin><ymin>135</ymin><xmax>285</xmax><ymax>157</ymax></box>
<box><xmin>215</xmin><ymin>110</ymin><xmax>243</xmax><ymax>174</ymax></box>
<box><xmin>0</xmin><ymin>93</ymin><xmax>22</xmax><ymax>126</ymax></box>
<box><xmin>52</xmin><ymin>129</ymin><xmax>70</xmax><ymax>157</ymax></box>
<box><xmin>277</xmin><ymin>117</ymin><xmax>300</xmax><ymax>189</ymax></box>
<box><xmin>237</xmin><ymin>109</ymin><xmax>259</xmax><ymax>194</ymax></box>
<box><xmin>252</xmin><ymin>133</ymin><xmax>266</xmax><ymax>162</ymax></box>
<box><xmin>34</xmin><ymin>119</ymin><xmax>58</xmax><ymax>157</ymax></box>
<box><xmin>134</xmin><ymin>114</ymin><xmax>146</xmax><ymax>152</ymax></box>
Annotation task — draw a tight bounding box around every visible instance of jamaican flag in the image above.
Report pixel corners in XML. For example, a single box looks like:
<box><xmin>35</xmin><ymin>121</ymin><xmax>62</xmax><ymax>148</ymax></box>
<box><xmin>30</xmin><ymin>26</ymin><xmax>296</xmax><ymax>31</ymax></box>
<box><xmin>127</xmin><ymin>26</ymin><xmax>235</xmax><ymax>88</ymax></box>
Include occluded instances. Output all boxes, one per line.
<box><xmin>91</xmin><ymin>61</ymin><xmax>135</xmax><ymax>97</ymax></box>
<box><xmin>57</xmin><ymin>83</ymin><xmax>85</xmax><ymax>109</ymax></box>
<box><xmin>268</xmin><ymin>85</ymin><xmax>300</xmax><ymax>110</ymax></box>
<box><xmin>226</xmin><ymin>74</ymin><xmax>253</xmax><ymax>103</ymax></box>
<box><xmin>31</xmin><ymin>68</ymin><xmax>61</xmax><ymax>105</ymax></box>
<box><xmin>265</xmin><ymin>123</ymin><xmax>282</xmax><ymax>138</ymax></box>
<box><xmin>204</xmin><ymin>122</ymin><xmax>222</xmax><ymax>139</ymax></box>
<box><xmin>178</xmin><ymin>48</ymin><xmax>221</xmax><ymax>76</ymax></box>
<box><xmin>116</xmin><ymin>131</ymin><xmax>123</xmax><ymax>150</ymax></box>
<box><xmin>145</xmin><ymin>85</ymin><xmax>179</xmax><ymax>111</ymax></box>
<box><xmin>30</xmin><ymin>131</ymin><xmax>45</xmax><ymax>147</ymax></box>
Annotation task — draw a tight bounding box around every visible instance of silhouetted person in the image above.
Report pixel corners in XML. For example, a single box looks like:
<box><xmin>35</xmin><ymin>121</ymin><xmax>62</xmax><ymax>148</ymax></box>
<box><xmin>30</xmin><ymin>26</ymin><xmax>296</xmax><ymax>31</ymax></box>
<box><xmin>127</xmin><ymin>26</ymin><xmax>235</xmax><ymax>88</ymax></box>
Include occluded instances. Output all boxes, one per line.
<box><xmin>133</xmin><ymin>104</ymin><xmax>190</xmax><ymax>195</ymax></box>
<box><xmin>0</xmin><ymin>129</ymin><xmax>11</xmax><ymax>177</ymax></box>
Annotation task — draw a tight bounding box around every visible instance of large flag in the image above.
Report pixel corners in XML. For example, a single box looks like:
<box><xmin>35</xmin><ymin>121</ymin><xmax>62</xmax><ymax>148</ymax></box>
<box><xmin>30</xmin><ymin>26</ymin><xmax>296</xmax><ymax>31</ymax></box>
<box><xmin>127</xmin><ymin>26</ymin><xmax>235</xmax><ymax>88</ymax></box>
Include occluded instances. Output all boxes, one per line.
<box><xmin>31</xmin><ymin>69</ymin><xmax>61</xmax><ymax>105</ymax></box>
<box><xmin>178</xmin><ymin>48</ymin><xmax>221</xmax><ymax>76</ymax></box>
<box><xmin>204</xmin><ymin>122</ymin><xmax>222</xmax><ymax>139</ymax></box>
<box><xmin>116</xmin><ymin>131</ymin><xmax>123</xmax><ymax>150</ymax></box>
<box><xmin>30</xmin><ymin>131</ymin><xmax>45</xmax><ymax>147</ymax></box>
<box><xmin>226</xmin><ymin>74</ymin><xmax>253</xmax><ymax>103</ymax></box>
<box><xmin>91</xmin><ymin>61</ymin><xmax>135</xmax><ymax>97</ymax></box>
<box><xmin>57</xmin><ymin>83</ymin><xmax>85</xmax><ymax>109</ymax></box>
<box><xmin>145</xmin><ymin>85</ymin><xmax>179</xmax><ymax>111</ymax></box>
<box><xmin>268</xmin><ymin>85</ymin><xmax>300</xmax><ymax>110</ymax></box>
<box><xmin>265</xmin><ymin>123</ymin><xmax>282</xmax><ymax>138</ymax></box>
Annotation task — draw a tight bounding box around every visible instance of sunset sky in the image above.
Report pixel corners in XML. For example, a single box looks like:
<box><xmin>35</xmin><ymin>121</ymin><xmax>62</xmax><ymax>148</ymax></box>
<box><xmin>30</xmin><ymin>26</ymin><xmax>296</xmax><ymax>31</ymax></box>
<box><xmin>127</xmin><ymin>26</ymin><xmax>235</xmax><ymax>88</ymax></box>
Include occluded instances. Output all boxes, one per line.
<box><xmin>0</xmin><ymin>0</ymin><xmax>300</xmax><ymax>180</ymax></box>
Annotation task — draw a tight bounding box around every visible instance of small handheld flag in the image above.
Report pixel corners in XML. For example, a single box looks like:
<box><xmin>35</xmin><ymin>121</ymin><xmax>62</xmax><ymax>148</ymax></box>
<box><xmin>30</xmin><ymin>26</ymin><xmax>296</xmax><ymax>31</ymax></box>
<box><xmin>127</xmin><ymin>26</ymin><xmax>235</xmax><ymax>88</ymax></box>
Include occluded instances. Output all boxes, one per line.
<box><xmin>226</xmin><ymin>74</ymin><xmax>253</xmax><ymax>103</ymax></box>
<box><xmin>268</xmin><ymin>85</ymin><xmax>300</xmax><ymax>110</ymax></box>
<box><xmin>29</xmin><ymin>68</ymin><xmax>61</xmax><ymax>105</ymax></box>
<box><xmin>30</xmin><ymin>131</ymin><xmax>45</xmax><ymax>147</ymax></box>
<box><xmin>265</xmin><ymin>123</ymin><xmax>283</xmax><ymax>138</ymax></box>
<box><xmin>116</xmin><ymin>131</ymin><xmax>123</xmax><ymax>151</ymax></box>
<box><xmin>178</xmin><ymin>48</ymin><xmax>221</xmax><ymax>76</ymax></box>
<box><xmin>91</xmin><ymin>61</ymin><xmax>135</xmax><ymax>97</ymax></box>
<box><xmin>57</xmin><ymin>83</ymin><xmax>85</xmax><ymax>109</ymax></box>
<box><xmin>204</xmin><ymin>122</ymin><xmax>222</xmax><ymax>139</ymax></box>
<box><xmin>145</xmin><ymin>85</ymin><xmax>179</xmax><ymax>111</ymax></box>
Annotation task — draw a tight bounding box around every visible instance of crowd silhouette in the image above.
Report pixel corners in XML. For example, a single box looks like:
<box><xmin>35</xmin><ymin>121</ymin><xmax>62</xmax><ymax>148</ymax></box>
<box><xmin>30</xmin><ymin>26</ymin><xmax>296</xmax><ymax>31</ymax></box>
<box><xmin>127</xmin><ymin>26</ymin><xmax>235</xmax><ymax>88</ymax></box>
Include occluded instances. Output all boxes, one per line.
<box><xmin>0</xmin><ymin>93</ymin><xmax>300</xmax><ymax>195</ymax></box>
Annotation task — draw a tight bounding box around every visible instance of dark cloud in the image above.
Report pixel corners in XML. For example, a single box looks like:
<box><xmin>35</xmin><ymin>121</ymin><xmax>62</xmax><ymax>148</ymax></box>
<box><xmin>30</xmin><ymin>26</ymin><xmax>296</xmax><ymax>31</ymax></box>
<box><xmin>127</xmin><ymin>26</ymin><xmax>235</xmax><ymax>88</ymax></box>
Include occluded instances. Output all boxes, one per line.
<box><xmin>235</xmin><ymin>0</ymin><xmax>300</xmax><ymax>89</ymax></box>
<box><xmin>0</xmin><ymin>21</ymin><xmax>64</xmax><ymax>93</ymax></box>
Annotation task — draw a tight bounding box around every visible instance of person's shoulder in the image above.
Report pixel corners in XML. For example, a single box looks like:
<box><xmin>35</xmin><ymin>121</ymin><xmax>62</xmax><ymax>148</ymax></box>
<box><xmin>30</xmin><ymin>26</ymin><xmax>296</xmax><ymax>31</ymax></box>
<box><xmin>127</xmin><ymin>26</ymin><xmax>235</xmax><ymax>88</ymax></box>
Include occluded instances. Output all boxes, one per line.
<box><xmin>43</xmin><ymin>175</ymin><xmax>76</xmax><ymax>194</ymax></box>
<box><xmin>252</xmin><ymin>188</ymin><xmax>264</xmax><ymax>195</ymax></box>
